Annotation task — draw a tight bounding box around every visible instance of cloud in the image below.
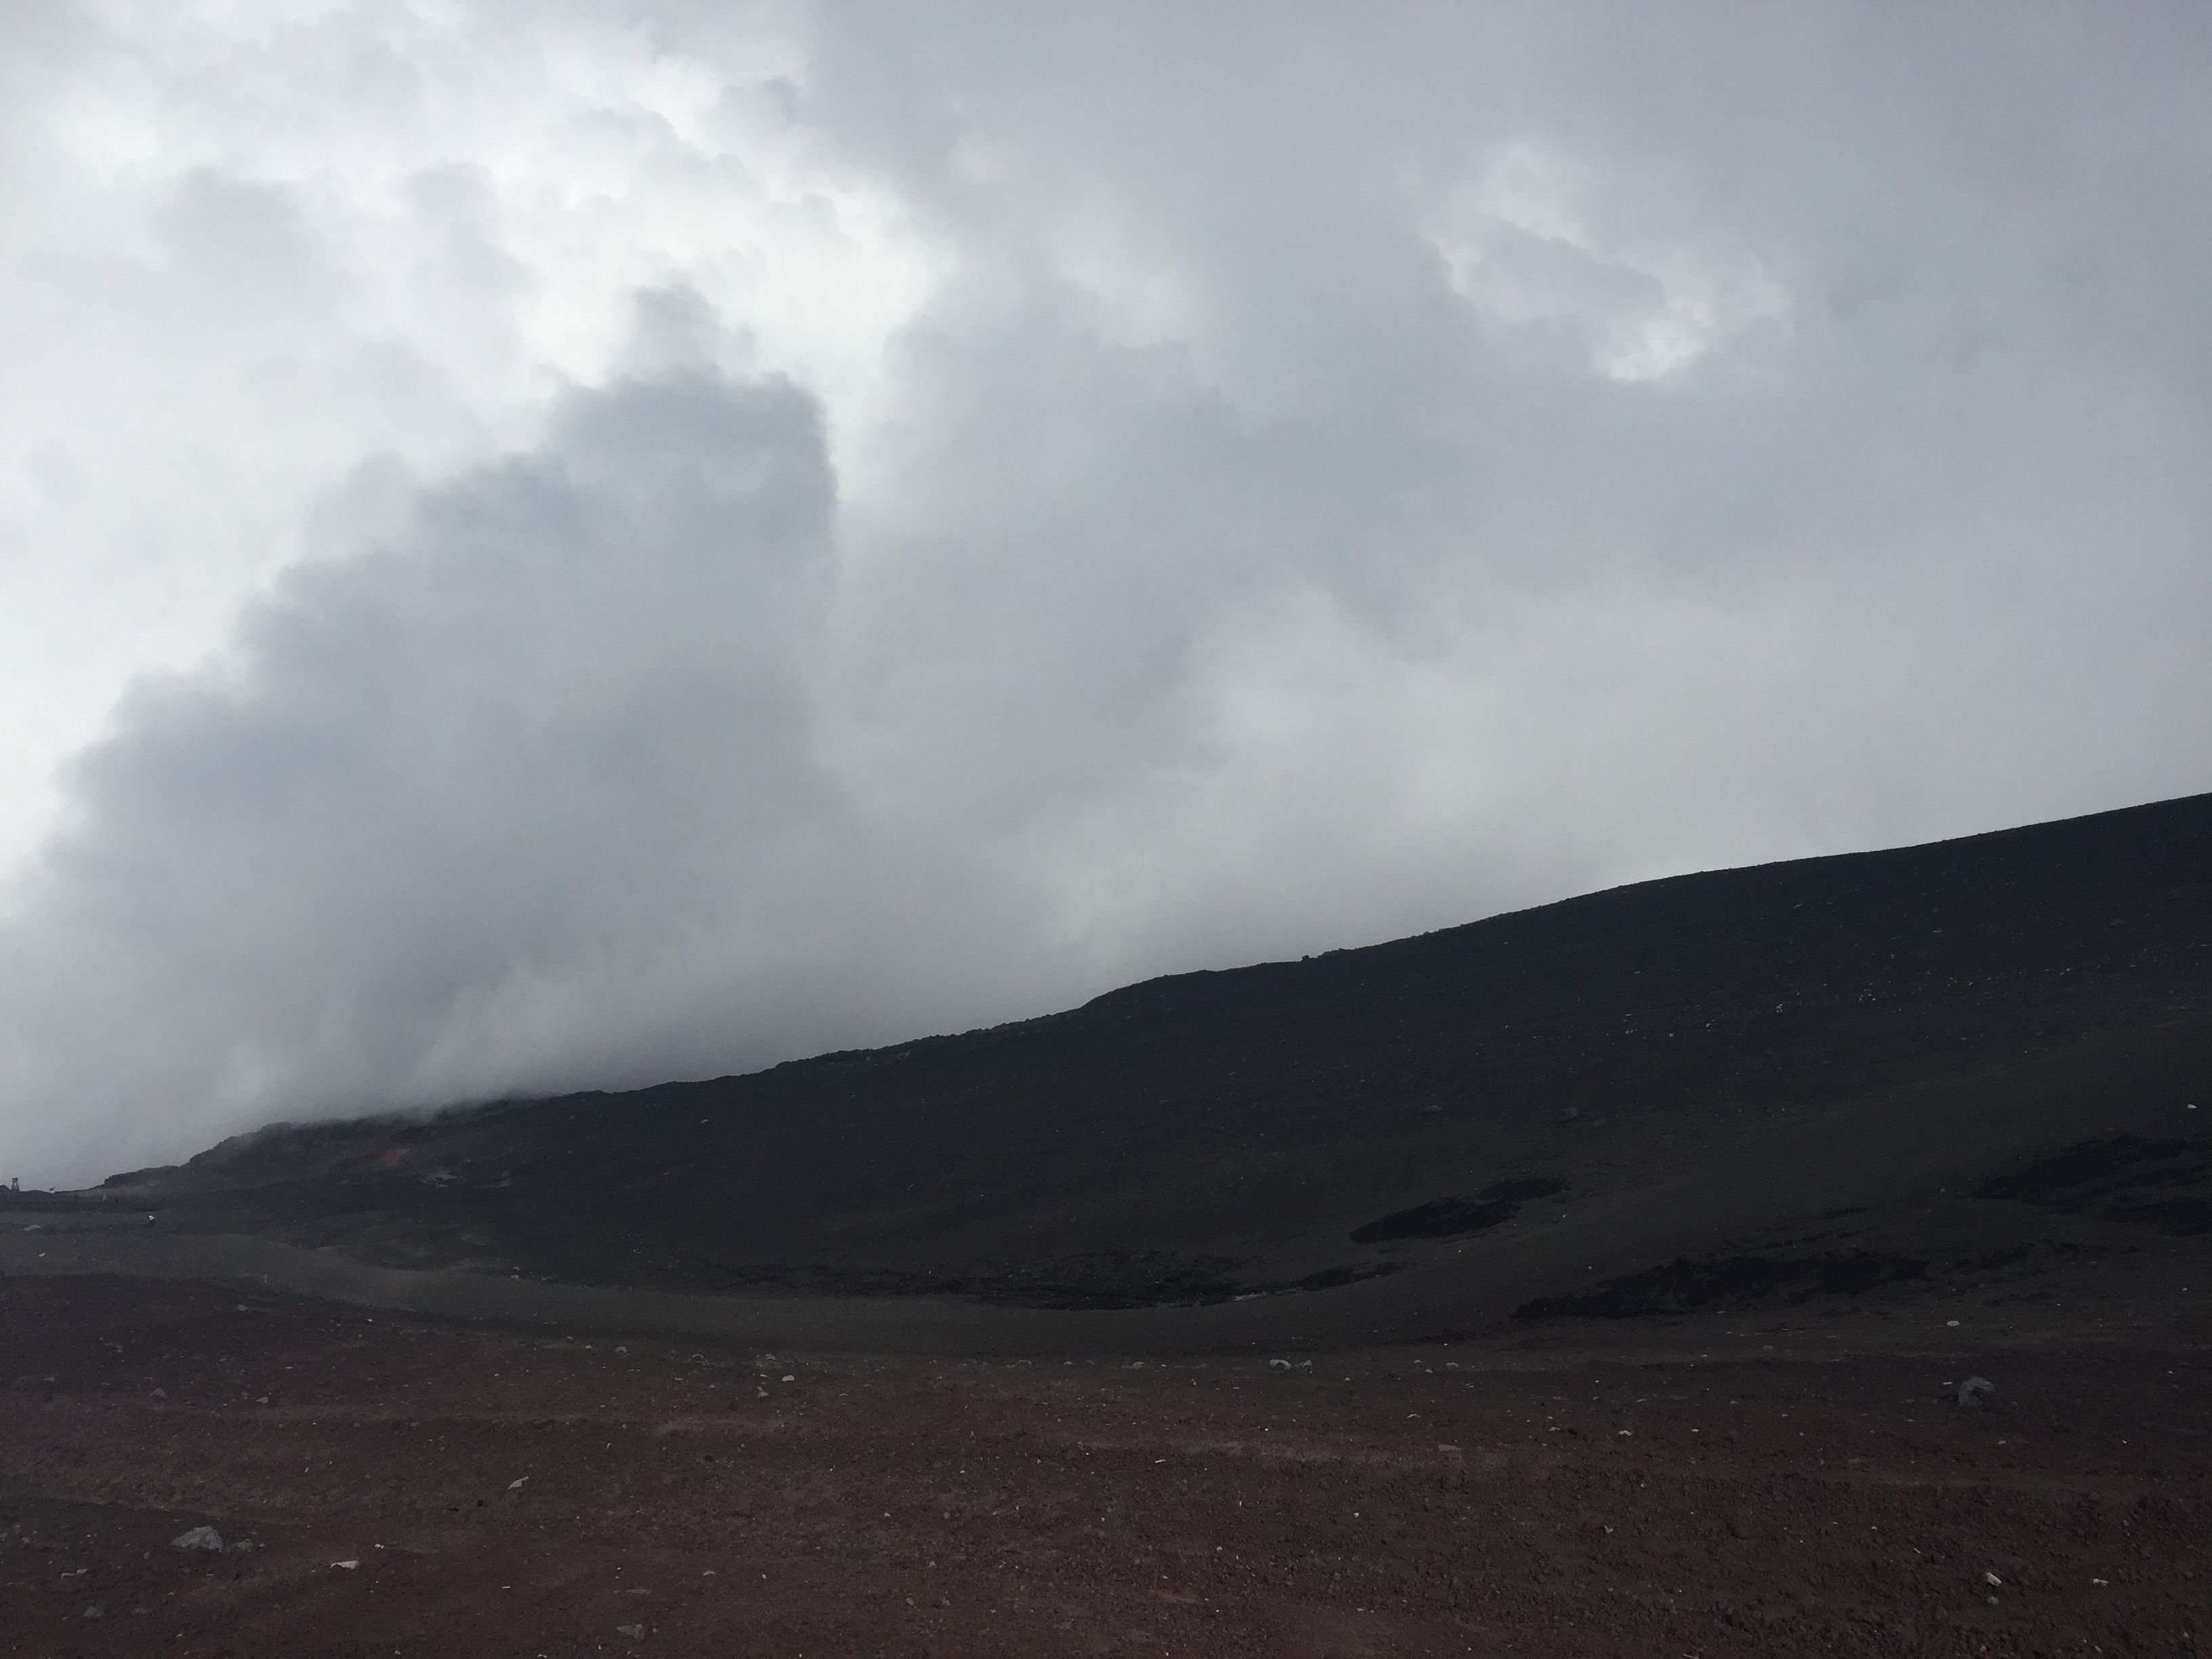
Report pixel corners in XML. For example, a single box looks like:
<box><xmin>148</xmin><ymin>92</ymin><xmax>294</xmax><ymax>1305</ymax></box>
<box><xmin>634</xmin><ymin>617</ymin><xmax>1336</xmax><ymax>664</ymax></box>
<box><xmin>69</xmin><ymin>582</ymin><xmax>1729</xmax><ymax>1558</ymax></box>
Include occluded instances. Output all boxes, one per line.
<box><xmin>1429</xmin><ymin>140</ymin><xmax>1791</xmax><ymax>383</ymax></box>
<box><xmin>0</xmin><ymin>0</ymin><xmax>940</xmax><ymax>872</ymax></box>
<box><xmin>3</xmin><ymin>2</ymin><xmax>2209</xmax><ymax>1184</ymax></box>
<box><xmin>7</xmin><ymin>371</ymin><xmax>822</xmax><ymax>1168</ymax></box>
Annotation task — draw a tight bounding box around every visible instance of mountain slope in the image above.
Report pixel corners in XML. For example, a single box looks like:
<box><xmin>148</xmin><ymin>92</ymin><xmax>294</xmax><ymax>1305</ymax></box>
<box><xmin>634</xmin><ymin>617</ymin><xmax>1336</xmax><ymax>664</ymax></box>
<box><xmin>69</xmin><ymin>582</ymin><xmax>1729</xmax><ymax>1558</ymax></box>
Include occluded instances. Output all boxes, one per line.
<box><xmin>59</xmin><ymin>790</ymin><xmax>2212</xmax><ymax>1348</ymax></box>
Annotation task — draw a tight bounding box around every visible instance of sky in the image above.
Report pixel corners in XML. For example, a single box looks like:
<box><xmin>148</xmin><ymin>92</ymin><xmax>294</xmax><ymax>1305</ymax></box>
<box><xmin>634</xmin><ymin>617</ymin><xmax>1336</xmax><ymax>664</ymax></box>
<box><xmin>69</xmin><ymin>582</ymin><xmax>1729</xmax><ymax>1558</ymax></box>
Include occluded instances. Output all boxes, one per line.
<box><xmin>3</xmin><ymin>1</ymin><xmax>2208</xmax><ymax>1187</ymax></box>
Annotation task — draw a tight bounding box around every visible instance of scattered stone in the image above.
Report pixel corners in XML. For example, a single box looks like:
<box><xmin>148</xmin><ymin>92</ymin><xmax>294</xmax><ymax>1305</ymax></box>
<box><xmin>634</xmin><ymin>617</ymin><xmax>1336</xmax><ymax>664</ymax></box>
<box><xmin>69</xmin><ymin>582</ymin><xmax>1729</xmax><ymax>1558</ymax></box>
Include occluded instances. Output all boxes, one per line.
<box><xmin>83</xmin><ymin>1605</ymin><xmax>103</xmax><ymax>1620</ymax></box>
<box><xmin>1956</xmin><ymin>1376</ymin><xmax>1996</xmax><ymax>1409</ymax></box>
<box><xmin>331</xmin><ymin>1559</ymin><xmax>359</xmax><ymax>1570</ymax></box>
<box><xmin>1269</xmin><ymin>1359</ymin><xmax>1292</xmax><ymax>1370</ymax></box>
<box><xmin>150</xmin><ymin>1388</ymin><xmax>167</xmax><ymax>1399</ymax></box>
<box><xmin>508</xmin><ymin>1477</ymin><xmax>528</xmax><ymax>1490</ymax></box>
<box><xmin>616</xmin><ymin>1623</ymin><xmax>647</xmax><ymax>1639</ymax></box>
<box><xmin>171</xmin><ymin>1526</ymin><xmax>224</xmax><ymax>1551</ymax></box>
<box><xmin>1555</xmin><ymin>1107</ymin><xmax>1580</xmax><ymax>1124</ymax></box>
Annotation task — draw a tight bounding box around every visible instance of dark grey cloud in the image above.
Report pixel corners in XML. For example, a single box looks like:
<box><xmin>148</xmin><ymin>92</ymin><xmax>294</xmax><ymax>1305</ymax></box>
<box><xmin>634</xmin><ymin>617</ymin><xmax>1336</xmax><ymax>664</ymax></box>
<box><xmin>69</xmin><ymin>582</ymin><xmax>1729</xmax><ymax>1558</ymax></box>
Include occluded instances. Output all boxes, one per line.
<box><xmin>3</xmin><ymin>3</ymin><xmax>2208</xmax><ymax>1183</ymax></box>
<box><xmin>2</xmin><ymin>366</ymin><xmax>1038</xmax><ymax>1177</ymax></box>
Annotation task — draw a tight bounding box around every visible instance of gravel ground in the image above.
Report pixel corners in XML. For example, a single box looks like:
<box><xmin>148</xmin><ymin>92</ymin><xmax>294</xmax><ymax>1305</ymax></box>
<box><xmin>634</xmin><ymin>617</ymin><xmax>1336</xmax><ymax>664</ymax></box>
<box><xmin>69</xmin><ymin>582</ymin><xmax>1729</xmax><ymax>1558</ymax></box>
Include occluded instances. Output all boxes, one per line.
<box><xmin>3</xmin><ymin>1274</ymin><xmax>2207</xmax><ymax>1658</ymax></box>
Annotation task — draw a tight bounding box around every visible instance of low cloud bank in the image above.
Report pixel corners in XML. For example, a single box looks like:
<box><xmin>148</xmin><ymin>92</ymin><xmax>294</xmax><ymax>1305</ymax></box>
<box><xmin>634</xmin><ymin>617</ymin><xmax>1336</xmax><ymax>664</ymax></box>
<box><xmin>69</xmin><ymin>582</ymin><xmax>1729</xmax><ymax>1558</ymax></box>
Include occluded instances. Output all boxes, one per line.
<box><xmin>2</xmin><ymin>3</ymin><xmax>2209</xmax><ymax>1185</ymax></box>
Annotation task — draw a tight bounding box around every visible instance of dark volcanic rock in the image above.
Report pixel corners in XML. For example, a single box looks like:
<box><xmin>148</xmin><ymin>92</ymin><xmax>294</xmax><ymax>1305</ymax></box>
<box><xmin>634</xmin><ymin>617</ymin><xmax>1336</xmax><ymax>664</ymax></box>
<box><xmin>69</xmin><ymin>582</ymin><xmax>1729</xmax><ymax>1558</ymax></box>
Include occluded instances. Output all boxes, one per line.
<box><xmin>1978</xmin><ymin>1136</ymin><xmax>2212</xmax><ymax>1234</ymax></box>
<box><xmin>1514</xmin><ymin>1251</ymin><xmax>1929</xmax><ymax>1319</ymax></box>
<box><xmin>1351</xmin><ymin>1179</ymin><xmax>1570</xmax><ymax>1242</ymax></box>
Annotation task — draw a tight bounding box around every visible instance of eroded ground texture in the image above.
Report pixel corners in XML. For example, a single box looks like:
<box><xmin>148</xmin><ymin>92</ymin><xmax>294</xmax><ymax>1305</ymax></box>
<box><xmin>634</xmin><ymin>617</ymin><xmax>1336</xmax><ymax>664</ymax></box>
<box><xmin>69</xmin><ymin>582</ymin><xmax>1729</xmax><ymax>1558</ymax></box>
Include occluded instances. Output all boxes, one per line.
<box><xmin>3</xmin><ymin>1274</ymin><xmax>2207</xmax><ymax>1658</ymax></box>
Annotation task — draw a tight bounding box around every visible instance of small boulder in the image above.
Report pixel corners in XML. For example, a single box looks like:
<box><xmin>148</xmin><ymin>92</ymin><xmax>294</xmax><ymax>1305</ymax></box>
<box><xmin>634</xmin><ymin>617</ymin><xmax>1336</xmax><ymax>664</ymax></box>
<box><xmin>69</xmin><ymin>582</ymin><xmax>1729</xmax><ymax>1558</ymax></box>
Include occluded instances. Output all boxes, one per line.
<box><xmin>171</xmin><ymin>1526</ymin><xmax>224</xmax><ymax>1551</ymax></box>
<box><xmin>1956</xmin><ymin>1375</ymin><xmax>1996</xmax><ymax>1409</ymax></box>
<box><xmin>616</xmin><ymin>1623</ymin><xmax>647</xmax><ymax>1640</ymax></box>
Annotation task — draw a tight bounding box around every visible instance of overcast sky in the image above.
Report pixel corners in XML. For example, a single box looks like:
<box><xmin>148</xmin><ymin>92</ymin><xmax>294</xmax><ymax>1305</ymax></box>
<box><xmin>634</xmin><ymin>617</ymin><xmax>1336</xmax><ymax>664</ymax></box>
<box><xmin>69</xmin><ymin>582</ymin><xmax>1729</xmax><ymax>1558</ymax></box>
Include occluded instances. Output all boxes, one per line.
<box><xmin>3</xmin><ymin>2</ymin><xmax>2208</xmax><ymax>1187</ymax></box>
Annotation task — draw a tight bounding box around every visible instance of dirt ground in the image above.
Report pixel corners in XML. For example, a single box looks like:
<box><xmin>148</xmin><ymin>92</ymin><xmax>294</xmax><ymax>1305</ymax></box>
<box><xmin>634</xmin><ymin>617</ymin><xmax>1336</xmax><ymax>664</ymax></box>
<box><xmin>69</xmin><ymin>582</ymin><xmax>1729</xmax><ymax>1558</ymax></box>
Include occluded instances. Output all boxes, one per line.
<box><xmin>3</xmin><ymin>1275</ymin><xmax>2207</xmax><ymax>1658</ymax></box>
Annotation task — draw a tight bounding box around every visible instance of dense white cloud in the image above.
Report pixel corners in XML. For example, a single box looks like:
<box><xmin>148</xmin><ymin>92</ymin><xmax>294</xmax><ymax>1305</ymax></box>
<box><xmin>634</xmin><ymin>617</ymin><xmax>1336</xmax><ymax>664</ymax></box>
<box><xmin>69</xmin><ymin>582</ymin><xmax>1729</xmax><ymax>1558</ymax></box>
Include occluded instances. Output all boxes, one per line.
<box><xmin>3</xmin><ymin>1</ymin><xmax>2208</xmax><ymax>1183</ymax></box>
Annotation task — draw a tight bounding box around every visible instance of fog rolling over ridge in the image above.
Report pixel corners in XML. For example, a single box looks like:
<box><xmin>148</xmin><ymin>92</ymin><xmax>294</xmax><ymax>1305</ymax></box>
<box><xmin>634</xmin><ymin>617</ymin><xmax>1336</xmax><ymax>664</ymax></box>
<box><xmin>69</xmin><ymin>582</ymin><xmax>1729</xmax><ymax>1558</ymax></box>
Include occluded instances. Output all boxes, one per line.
<box><xmin>3</xmin><ymin>4</ymin><xmax>2210</xmax><ymax>1185</ymax></box>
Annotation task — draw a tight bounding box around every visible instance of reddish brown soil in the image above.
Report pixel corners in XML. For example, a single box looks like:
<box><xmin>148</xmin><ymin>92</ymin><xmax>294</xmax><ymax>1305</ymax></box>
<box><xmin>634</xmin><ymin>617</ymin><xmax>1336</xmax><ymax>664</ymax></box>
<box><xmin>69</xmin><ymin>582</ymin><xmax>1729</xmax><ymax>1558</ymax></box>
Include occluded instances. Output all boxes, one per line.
<box><xmin>3</xmin><ymin>1275</ymin><xmax>2207</xmax><ymax>1658</ymax></box>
